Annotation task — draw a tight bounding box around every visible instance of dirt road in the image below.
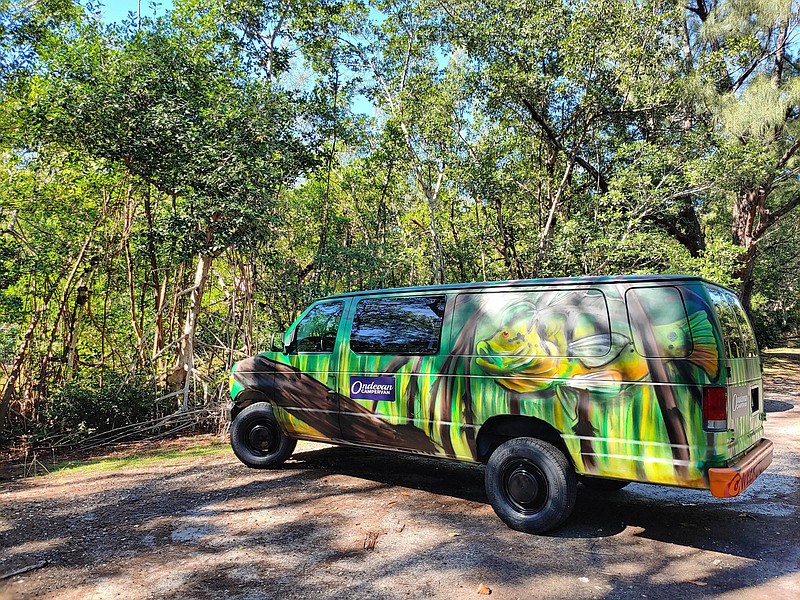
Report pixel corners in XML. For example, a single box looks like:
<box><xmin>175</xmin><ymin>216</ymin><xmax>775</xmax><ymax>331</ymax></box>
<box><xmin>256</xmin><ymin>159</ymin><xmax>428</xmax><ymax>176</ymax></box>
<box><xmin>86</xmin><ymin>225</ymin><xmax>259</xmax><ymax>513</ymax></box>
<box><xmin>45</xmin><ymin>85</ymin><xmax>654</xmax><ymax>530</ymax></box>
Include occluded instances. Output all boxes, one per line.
<box><xmin>1</xmin><ymin>351</ymin><xmax>798</xmax><ymax>599</ymax></box>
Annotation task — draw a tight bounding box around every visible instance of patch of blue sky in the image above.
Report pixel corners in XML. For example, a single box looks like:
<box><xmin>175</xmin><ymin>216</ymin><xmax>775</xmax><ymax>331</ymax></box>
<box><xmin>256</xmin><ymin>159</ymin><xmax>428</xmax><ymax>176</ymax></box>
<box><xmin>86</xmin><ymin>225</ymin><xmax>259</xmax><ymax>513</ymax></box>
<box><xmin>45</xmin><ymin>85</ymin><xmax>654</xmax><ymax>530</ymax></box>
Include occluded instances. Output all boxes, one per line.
<box><xmin>91</xmin><ymin>1</ymin><xmax>173</xmax><ymax>24</ymax></box>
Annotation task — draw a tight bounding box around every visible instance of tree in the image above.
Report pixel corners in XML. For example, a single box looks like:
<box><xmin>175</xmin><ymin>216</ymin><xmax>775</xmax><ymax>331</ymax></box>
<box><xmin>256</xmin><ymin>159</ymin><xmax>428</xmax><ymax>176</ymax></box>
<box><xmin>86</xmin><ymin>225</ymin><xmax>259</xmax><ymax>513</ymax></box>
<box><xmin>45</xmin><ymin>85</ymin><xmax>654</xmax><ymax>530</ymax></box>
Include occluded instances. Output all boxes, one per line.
<box><xmin>28</xmin><ymin>14</ymin><xmax>314</xmax><ymax>397</ymax></box>
<box><xmin>680</xmin><ymin>0</ymin><xmax>800</xmax><ymax>309</ymax></box>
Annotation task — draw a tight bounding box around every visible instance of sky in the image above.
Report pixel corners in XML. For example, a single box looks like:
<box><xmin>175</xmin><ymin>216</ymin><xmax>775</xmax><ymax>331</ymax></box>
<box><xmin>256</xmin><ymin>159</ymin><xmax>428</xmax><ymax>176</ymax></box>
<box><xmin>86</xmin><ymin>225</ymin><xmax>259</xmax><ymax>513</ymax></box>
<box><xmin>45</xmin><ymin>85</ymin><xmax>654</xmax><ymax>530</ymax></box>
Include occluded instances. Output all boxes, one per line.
<box><xmin>99</xmin><ymin>1</ymin><xmax>173</xmax><ymax>24</ymax></box>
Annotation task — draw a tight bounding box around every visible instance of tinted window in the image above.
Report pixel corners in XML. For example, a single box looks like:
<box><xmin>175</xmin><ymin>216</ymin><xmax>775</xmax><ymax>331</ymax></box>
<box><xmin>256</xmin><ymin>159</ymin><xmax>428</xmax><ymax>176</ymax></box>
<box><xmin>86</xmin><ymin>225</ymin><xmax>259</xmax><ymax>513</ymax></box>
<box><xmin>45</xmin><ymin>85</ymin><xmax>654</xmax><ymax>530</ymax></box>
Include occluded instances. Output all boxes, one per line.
<box><xmin>730</xmin><ymin>299</ymin><xmax>758</xmax><ymax>357</ymax></box>
<box><xmin>350</xmin><ymin>296</ymin><xmax>446</xmax><ymax>355</ymax></box>
<box><xmin>708</xmin><ymin>287</ymin><xmax>756</xmax><ymax>358</ymax></box>
<box><xmin>626</xmin><ymin>287</ymin><xmax>692</xmax><ymax>358</ymax></box>
<box><xmin>296</xmin><ymin>301</ymin><xmax>344</xmax><ymax>353</ymax></box>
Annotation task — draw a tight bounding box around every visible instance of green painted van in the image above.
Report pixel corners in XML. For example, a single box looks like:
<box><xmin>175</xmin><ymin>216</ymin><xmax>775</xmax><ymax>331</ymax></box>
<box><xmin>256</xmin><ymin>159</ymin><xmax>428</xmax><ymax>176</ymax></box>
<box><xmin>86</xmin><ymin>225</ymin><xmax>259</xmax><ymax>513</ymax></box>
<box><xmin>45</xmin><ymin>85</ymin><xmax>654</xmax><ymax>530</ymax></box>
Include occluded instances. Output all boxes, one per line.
<box><xmin>228</xmin><ymin>275</ymin><xmax>773</xmax><ymax>533</ymax></box>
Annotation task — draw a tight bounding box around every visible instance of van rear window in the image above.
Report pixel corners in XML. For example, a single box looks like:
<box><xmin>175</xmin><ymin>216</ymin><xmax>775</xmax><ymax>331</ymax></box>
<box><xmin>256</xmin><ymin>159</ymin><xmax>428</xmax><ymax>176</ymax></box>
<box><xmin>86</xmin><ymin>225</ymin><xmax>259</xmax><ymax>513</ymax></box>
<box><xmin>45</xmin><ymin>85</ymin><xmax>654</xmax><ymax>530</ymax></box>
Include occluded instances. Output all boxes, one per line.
<box><xmin>730</xmin><ymin>299</ymin><xmax>758</xmax><ymax>357</ymax></box>
<box><xmin>707</xmin><ymin>287</ymin><xmax>757</xmax><ymax>358</ymax></box>
<box><xmin>350</xmin><ymin>296</ymin><xmax>446</xmax><ymax>355</ymax></box>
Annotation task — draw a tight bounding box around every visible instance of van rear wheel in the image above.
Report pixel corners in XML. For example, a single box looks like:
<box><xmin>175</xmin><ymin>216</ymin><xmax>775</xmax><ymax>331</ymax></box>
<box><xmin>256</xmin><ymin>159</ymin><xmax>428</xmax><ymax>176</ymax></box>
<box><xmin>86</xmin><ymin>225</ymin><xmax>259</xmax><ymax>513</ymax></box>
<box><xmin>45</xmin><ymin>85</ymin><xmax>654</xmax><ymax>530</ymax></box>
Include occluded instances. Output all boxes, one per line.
<box><xmin>231</xmin><ymin>402</ymin><xmax>297</xmax><ymax>468</ymax></box>
<box><xmin>485</xmin><ymin>437</ymin><xmax>577</xmax><ymax>534</ymax></box>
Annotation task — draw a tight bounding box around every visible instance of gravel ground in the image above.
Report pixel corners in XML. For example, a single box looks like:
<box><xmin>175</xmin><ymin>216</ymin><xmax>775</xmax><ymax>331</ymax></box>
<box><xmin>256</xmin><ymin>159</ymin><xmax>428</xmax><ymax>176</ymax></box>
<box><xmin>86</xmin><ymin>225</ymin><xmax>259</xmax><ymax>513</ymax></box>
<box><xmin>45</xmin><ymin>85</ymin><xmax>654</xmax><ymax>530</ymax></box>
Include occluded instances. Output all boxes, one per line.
<box><xmin>1</xmin><ymin>351</ymin><xmax>798</xmax><ymax>600</ymax></box>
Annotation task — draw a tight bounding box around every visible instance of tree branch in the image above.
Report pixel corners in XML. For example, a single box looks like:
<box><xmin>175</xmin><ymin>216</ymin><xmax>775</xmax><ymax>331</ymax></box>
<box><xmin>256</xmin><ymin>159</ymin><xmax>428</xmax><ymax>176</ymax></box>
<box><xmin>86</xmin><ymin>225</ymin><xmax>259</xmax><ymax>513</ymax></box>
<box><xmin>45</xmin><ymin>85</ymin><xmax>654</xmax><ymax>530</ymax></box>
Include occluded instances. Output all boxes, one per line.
<box><xmin>520</xmin><ymin>98</ymin><xmax>608</xmax><ymax>193</ymax></box>
<box><xmin>776</xmin><ymin>138</ymin><xmax>800</xmax><ymax>169</ymax></box>
<box><xmin>755</xmin><ymin>194</ymin><xmax>800</xmax><ymax>238</ymax></box>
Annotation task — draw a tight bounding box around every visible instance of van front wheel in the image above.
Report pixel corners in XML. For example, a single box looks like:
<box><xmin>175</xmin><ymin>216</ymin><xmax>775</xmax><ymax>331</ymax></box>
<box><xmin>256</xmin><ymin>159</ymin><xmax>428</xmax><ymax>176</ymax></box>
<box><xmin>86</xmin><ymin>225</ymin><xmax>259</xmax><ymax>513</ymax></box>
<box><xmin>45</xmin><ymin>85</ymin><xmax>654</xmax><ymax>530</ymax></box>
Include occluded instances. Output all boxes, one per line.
<box><xmin>485</xmin><ymin>437</ymin><xmax>577</xmax><ymax>534</ymax></box>
<box><xmin>230</xmin><ymin>402</ymin><xmax>297</xmax><ymax>469</ymax></box>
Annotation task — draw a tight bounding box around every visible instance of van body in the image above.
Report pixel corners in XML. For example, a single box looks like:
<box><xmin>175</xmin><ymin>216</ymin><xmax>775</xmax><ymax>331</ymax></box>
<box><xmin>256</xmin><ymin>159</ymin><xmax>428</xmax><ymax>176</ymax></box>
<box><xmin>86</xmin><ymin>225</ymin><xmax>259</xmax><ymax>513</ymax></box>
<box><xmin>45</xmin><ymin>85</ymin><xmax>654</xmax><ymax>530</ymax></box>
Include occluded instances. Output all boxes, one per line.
<box><xmin>228</xmin><ymin>275</ymin><xmax>773</xmax><ymax>532</ymax></box>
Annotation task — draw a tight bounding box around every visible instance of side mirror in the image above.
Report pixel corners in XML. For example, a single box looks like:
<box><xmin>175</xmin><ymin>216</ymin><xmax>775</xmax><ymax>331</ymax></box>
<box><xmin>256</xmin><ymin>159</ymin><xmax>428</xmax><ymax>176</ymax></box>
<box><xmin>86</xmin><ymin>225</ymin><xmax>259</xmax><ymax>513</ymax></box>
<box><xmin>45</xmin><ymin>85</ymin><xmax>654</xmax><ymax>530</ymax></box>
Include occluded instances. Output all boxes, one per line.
<box><xmin>270</xmin><ymin>331</ymin><xmax>287</xmax><ymax>353</ymax></box>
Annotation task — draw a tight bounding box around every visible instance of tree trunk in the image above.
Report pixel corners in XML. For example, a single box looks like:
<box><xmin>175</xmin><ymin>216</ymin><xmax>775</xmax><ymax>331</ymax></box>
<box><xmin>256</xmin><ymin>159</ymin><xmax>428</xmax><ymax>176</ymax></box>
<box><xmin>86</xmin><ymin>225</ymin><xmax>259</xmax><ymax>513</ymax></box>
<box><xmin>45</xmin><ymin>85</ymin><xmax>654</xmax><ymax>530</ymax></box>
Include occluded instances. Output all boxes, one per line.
<box><xmin>419</xmin><ymin>160</ymin><xmax>447</xmax><ymax>285</ymax></box>
<box><xmin>731</xmin><ymin>188</ymin><xmax>764</xmax><ymax>310</ymax></box>
<box><xmin>167</xmin><ymin>254</ymin><xmax>212</xmax><ymax>410</ymax></box>
<box><xmin>733</xmin><ymin>244</ymin><xmax>758</xmax><ymax>311</ymax></box>
<box><xmin>123</xmin><ymin>235</ymin><xmax>147</xmax><ymax>366</ymax></box>
<box><xmin>491</xmin><ymin>195</ymin><xmax>522</xmax><ymax>278</ymax></box>
<box><xmin>143</xmin><ymin>187</ymin><xmax>166</xmax><ymax>364</ymax></box>
<box><xmin>0</xmin><ymin>231</ymin><xmax>95</xmax><ymax>428</ymax></box>
<box><xmin>425</xmin><ymin>190</ymin><xmax>446</xmax><ymax>284</ymax></box>
<box><xmin>1</xmin><ymin>299</ymin><xmax>52</xmax><ymax>429</ymax></box>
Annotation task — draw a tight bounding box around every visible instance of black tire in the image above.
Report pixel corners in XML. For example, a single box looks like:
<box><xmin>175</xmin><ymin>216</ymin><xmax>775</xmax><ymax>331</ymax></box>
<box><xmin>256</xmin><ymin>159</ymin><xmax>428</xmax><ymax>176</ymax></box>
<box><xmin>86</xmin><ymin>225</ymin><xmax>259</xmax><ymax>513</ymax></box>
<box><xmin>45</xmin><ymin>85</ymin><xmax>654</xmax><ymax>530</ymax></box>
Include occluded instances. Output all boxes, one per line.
<box><xmin>230</xmin><ymin>402</ymin><xmax>297</xmax><ymax>469</ymax></box>
<box><xmin>485</xmin><ymin>437</ymin><xmax>577</xmax><ymax>534</ymax></box>
<box><xmin>579</xmin><ymin>475</ymin><xmax>630</xmax><ymax>491</ymax></box>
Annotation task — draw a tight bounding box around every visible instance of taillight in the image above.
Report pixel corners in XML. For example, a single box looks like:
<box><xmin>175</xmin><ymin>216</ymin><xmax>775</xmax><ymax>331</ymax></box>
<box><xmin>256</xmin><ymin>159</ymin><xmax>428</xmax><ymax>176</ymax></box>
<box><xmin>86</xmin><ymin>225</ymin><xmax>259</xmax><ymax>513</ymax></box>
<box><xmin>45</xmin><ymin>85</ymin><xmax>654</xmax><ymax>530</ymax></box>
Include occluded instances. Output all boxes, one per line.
<box><xmin>703</xmin><ymin>386</ymin><xmax>728</xmax><ymax>431</ymax></box>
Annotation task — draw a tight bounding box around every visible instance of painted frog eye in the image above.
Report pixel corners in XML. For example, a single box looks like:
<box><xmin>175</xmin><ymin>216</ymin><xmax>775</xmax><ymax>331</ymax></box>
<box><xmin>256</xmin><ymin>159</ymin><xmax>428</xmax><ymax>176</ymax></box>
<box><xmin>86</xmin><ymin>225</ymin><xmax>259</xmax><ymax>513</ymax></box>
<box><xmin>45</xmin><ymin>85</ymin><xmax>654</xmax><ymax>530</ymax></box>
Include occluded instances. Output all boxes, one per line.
<box><xmin>501</xmin><ymin>330</ymin><xmax>510</xmax><ymax>338</ymax></box>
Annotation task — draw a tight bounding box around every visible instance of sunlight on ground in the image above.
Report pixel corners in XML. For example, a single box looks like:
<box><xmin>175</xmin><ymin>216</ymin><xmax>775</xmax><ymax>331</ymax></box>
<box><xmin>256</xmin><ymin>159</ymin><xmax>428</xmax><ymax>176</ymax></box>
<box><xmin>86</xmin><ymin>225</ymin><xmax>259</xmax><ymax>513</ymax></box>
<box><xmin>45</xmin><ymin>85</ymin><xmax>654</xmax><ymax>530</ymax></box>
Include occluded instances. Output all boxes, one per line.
<box><xmin>716</xmin><ymin>571</ymin><xmax>800</xmax><ymax>599</ymax></box>
<box><xmin>761</xmin><ymin>348</ymin><xmax>800</xmax><ymax>375</ymax></box>
<box><xmin>47</xmin><ymin>442</ymin><xmax>228</xmax><ymax>477</ymax></box>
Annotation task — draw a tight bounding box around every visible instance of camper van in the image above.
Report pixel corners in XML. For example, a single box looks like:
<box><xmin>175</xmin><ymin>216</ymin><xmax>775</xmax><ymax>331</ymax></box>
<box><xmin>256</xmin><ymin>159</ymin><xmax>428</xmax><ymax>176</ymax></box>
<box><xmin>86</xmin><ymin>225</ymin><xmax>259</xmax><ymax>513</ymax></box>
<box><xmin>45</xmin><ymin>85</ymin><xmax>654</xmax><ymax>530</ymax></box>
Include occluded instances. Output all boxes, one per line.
<box><xmin>228</xmin><ymin>275</ymin><xmax>773</xmax><ymax>533</ymax></box>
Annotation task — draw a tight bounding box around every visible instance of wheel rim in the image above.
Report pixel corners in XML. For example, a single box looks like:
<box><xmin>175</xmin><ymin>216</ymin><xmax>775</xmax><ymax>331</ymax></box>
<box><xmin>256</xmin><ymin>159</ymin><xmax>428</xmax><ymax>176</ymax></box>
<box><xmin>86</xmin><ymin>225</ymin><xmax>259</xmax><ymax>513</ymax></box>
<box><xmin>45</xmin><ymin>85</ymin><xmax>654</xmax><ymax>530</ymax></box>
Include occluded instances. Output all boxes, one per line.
<box><xmin>501</xmin><ymin>458</ymin><xmax>548</xmax><ymax>514</ymax></box>
<box><xmin>247</xmin><ymin>422</ymin><xmax>279</xmax><ymax>455</ymax></box>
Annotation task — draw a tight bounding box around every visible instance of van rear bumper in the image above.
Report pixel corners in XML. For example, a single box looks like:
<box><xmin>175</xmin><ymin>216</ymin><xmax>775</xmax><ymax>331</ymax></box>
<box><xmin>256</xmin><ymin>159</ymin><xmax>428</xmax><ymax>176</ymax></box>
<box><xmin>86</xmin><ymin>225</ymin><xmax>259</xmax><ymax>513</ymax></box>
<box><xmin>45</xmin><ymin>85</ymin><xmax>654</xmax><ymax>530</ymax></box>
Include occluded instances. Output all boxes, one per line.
<box><xmin>708</xmin><ymin>439</ymin><xmax>773</xmax><ymax>498</ymax></box>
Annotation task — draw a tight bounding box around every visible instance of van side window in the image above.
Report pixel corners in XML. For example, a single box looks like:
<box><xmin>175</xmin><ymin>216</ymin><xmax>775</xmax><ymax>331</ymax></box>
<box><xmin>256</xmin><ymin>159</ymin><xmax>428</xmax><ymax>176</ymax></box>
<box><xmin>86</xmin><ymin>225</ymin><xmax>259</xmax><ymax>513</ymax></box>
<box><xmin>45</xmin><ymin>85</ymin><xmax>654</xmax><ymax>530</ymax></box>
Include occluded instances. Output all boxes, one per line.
<box><xmin>626</xmin><ymin>287</ymin><xmax>692</xmax><ymax>358</ymax></box>
<box><xmin>296</xmin><ymin>301</ymin><xmax>344</xmax><ymax>353</ymax></box>
<box><xmin>350</xmin><ymin>296</ymin><xmax>446</xmax><ymax>355</ymax></box>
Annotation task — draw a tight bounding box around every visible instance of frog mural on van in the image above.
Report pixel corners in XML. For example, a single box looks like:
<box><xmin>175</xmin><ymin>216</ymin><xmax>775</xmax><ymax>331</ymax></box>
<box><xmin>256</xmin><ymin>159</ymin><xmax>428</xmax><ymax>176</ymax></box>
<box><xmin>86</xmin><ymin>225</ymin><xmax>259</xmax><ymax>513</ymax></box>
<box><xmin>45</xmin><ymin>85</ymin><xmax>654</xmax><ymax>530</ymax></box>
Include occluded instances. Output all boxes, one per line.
<box><xmin>474</xmin><ymin>299</ymin><xmax>719</xmax><ymax>391</ymax></box>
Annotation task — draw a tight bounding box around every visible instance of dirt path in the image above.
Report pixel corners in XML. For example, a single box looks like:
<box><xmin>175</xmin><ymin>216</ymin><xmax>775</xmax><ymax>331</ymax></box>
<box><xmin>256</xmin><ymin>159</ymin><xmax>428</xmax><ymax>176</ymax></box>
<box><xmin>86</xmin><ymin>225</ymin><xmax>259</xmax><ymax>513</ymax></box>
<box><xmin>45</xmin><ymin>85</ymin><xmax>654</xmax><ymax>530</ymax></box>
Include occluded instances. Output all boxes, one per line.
<box><xmin>1</xmin><ymin>351</ymin><xmax>798</xmax><ymax>600</ymax></box>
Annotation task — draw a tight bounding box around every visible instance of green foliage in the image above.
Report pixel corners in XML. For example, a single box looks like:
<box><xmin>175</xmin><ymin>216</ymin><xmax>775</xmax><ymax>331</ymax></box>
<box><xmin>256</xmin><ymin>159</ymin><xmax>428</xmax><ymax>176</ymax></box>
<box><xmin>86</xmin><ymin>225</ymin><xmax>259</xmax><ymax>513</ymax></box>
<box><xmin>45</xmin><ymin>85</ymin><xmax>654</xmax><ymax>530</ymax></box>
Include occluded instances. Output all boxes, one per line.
<box><xmin>0</xmin><ymin>0</ymin><xmax>81</xmax><ymax>89</ymax></box>
<box><xmin>0</xmin><ymin>322</ymin><xmax>19</xmax><ymax>363</ymax></box>
<box><xmin>2</xmin><ymin>0</ymin><xmax>800</xmax><ymax>442</ymax></box>
<box><xmin>749</xmin><ymin>218</ymin><xmax>800</xmax><ymax>347</ymax></box>
<box><xmin>45</xmin><ymin>372</ymin><xmax>161</xmax><ymax>435</ymax></box>
<box><xmin>22</xmin><ymin>12</ymin><xmax>315</xmax><ymax>258</ymax></box>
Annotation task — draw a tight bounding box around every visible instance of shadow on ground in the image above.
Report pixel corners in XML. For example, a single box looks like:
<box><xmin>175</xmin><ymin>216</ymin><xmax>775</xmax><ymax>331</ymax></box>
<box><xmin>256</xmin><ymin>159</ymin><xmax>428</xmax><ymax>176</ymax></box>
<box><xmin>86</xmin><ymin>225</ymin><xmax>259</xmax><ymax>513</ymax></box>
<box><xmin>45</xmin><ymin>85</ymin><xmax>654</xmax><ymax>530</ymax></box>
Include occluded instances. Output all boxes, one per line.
<box><xmin>3</xmin><ymin>439</ymin><xmax>797</xmax><ymax>600</ymax></box>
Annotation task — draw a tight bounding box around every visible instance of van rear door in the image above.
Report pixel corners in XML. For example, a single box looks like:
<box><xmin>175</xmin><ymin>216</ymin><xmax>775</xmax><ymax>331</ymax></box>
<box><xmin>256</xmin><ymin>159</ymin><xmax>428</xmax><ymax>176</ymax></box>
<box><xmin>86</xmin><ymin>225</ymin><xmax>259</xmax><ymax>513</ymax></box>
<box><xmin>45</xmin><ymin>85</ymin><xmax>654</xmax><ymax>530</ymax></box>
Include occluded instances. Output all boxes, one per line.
<box><xmin>706</xmin><ymin>287</ymin><xmax>764</xmax><ymax>457</ymax></box>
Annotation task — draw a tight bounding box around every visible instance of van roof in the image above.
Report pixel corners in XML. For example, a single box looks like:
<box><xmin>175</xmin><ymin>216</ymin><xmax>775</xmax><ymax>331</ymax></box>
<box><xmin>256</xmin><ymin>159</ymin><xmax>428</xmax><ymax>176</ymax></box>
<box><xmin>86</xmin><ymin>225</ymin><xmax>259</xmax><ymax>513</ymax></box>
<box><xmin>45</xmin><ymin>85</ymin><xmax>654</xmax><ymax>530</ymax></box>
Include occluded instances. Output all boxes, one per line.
<box><xmin>322</xmin><ymin>274</ymin><xmax>729</xmax><ymax>300</ymax></box>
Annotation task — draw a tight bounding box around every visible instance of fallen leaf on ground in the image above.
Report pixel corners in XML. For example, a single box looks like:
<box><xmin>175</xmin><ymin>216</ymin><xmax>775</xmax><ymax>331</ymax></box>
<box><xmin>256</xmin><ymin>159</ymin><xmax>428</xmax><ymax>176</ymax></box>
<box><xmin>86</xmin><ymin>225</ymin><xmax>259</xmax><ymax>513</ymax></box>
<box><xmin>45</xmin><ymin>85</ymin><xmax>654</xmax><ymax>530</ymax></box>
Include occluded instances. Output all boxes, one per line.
<box><xmin>363</xmin><ymin>531</ymin><xmax>379</xmax><ymax>550</ymax></box>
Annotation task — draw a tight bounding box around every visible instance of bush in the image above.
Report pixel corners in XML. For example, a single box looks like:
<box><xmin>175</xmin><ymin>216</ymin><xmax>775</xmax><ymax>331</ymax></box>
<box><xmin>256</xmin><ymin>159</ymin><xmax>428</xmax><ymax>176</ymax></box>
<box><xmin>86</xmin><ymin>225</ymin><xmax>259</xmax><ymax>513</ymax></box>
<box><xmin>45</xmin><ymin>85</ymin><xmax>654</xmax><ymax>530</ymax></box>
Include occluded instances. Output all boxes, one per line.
<box><xmin>46</xmin><ymin>372</ymin><xmax>162</xmax><ymax>435</ymax></box>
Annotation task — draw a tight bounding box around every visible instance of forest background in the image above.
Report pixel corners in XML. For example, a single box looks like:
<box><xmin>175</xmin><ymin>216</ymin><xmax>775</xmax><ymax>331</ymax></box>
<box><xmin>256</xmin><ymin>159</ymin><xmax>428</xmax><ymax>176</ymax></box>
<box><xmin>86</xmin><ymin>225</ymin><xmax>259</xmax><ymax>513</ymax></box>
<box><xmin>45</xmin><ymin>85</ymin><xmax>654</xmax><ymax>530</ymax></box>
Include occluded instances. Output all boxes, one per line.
<box><xmin>1</xmin><ymin>0</ymin><xmax>799</xmax><ymax>446</ymax></box>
